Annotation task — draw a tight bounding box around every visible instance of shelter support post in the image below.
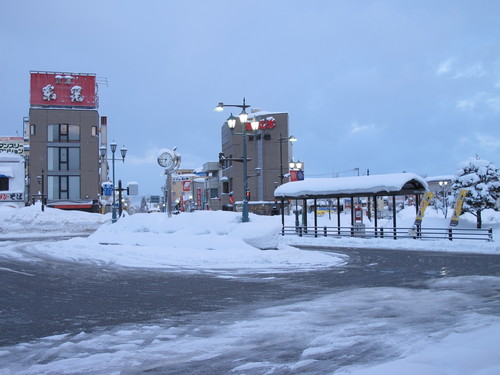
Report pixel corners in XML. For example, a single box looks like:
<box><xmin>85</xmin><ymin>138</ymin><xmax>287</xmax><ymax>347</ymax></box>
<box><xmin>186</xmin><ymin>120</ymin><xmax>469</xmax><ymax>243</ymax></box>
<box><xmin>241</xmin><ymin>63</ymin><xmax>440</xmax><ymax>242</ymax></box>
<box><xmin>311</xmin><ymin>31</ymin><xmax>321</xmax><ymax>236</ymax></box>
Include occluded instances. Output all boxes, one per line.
<box><xmin>302</xmin><ymin>198</ymin><xmax>307</xmax><ymax>231</ymax></box>
<box><xmin>392</xmin><ymin>195</ymin><xmax>397</xmax><ymax>239</ymax></box>
<box><xmin>374</xmin><ymin>195</ymin><xmax>378</xmax><ymax>237</ymax></box>
<box><xmin>337</xmin><ymin>197</ymin><xmax>341</xmax><ymax>236</ymax></box>
<box><xmin>281</xmin><ymin>198</ymin><xmax>285</xmax><ymax>235</ymax></box>
<box><xmin>350</xmin><ymin>197</ymin><xmax>354</xmax><ymax>226</ymax></box>
<box><xmin>314</xmin><ymin>199</ymin><xmax>318</xmax><ymax>237</ymax></box>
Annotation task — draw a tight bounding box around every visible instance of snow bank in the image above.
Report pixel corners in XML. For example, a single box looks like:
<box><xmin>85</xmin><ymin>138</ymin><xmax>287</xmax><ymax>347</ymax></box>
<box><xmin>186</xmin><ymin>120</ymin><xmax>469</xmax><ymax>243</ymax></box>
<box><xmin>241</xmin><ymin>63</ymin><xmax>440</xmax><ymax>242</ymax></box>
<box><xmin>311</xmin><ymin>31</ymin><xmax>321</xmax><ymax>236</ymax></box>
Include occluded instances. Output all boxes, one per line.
<box><xmin>1</xmin><ymin>210</ymin><xmax>345</xmax><ymax>273</ymax></box>
<box><xmin>0</xmin><ymin>203</ymin><xmax>108</xmax><ymax>237</ymax></box>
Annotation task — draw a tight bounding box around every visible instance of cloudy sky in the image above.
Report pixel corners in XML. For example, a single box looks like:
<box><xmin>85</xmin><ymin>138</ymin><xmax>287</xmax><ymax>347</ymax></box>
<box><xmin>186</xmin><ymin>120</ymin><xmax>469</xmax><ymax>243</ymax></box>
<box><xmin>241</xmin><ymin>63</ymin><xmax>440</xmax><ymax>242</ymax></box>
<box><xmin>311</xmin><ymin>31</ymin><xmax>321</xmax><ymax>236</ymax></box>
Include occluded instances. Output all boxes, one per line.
<box><xmin>2</xmin><ymin>0</ymin><xmax>500</xmax><ymax>194</ymax></box>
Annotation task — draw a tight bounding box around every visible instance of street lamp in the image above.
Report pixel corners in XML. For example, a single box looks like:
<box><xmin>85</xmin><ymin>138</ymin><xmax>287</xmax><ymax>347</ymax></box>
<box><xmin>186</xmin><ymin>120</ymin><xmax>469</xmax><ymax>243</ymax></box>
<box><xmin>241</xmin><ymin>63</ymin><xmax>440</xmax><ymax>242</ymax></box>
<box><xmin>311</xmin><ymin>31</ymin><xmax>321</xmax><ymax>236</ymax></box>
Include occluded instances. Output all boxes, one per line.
<box><xmin>439</xmin><ymin>180</ymin><xmax>449</xmax><ymax>218</ymax></box>
<box><xmin>289</xmin><ymin>160</ymin><xmax>304</xmax><ymax>171</ymax></box>
<box><xmin>278</xmin><ymin>134</ymin><xmax>297</xmax><ymax>185</ymax></box>
<box><xmin>100</xmin><ymin>141</ymin><xmax>127</xmax><ymax>223</ymax></box>
<box><xmin>289</xmin><ymin>160</ymin><xmax>305</xmax><ymax>229</ymax></box>
<box><xmin>36</xmin><ymin>169</ymin><xmax>45</xmax><ymax>212</ymax></box>
<box><xmin>215</xmin><ymin>98</ymin><xmax>259</xmax><ymax>223</ymax></box>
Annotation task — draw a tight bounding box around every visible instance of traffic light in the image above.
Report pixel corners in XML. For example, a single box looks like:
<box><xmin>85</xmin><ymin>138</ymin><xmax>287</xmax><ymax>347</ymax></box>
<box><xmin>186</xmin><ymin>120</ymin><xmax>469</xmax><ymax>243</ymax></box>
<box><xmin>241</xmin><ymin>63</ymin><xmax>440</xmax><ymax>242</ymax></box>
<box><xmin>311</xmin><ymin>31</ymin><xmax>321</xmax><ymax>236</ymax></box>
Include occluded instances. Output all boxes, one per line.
<box><xmin>218</xmin><ymin>153</ymin><xmax>225</xmax><ymax>169</ymax></box>
<box><xmin>246</xmin><ymin>189</ymin><xmax>251</xmax><ymax>201</ymax></box>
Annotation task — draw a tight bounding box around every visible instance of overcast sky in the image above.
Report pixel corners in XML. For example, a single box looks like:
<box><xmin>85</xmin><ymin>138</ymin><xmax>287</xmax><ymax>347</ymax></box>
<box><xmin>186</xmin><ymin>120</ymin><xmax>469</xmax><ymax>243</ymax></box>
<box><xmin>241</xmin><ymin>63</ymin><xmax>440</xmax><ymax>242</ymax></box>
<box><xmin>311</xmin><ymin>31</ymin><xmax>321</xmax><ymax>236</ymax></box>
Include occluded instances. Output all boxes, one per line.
<box><xmin>2</xmin><ymin>1</ymin><xmax>500</xmax><ymax>195</ymax></box>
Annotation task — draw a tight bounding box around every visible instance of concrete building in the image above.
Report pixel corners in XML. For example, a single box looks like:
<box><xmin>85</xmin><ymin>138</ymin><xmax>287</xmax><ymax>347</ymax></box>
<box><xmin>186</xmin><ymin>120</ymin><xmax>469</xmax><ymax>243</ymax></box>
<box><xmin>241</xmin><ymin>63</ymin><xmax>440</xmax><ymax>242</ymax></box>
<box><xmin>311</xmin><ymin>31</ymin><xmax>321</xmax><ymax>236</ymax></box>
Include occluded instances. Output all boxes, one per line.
<box><xmin>171</xmin><ymin>169</ymin><xmax>197</xmax><ymax>211</ymax></box>
<box><xmin>220</xmin><ymin>110</ymin><xmax>293</xmax><ymax>214</ymax></box>
<box><xmin>26</xmin><ymin>71</ymin><xmax>102</xmax><ymax>211</ymax></box>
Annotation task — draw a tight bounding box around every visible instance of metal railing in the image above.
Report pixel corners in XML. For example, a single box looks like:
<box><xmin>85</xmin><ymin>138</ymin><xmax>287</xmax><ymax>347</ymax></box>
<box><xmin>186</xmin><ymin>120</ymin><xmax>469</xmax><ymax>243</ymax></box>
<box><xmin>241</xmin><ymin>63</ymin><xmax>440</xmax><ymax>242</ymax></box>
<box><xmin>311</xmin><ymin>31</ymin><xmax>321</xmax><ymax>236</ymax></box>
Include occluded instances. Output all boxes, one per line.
<box><xmin>281</xmin><ymin>225</ymin><xmax>493</xmax><ymax>241</ymax></box>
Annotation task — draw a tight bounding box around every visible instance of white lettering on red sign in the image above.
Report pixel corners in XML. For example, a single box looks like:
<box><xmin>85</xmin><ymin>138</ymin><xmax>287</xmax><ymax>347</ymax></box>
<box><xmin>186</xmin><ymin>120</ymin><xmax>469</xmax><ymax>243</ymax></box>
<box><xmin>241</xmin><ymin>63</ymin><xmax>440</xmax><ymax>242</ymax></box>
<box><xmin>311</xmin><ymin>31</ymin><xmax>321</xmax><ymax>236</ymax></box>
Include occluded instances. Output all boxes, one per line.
<box><xmin>42</xmin><ymin>84</ymin><xmax>57</xmax><ymax>101</ymax></box>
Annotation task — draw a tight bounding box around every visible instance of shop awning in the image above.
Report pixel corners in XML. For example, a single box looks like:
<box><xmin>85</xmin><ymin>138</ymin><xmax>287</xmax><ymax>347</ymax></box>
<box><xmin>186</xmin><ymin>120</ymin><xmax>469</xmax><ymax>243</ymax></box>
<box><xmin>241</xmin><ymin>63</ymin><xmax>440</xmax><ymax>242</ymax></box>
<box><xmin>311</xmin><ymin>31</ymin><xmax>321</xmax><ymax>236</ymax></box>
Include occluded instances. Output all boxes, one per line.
<box><xmin>0</xmin><ymin>168</ymin><xmax>14</xmax><ymax>178</ymax></box>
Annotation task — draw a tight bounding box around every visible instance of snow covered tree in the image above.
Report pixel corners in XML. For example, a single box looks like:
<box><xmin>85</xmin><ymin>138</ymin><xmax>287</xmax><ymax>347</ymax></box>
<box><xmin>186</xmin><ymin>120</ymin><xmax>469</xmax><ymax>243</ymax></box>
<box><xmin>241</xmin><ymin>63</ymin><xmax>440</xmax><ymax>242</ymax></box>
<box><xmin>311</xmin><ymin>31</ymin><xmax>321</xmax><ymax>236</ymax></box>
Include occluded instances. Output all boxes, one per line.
<box><xmin>451</xmin><ymin>156</ymin><xmax>500</xmax><ymax>228</ymax></box>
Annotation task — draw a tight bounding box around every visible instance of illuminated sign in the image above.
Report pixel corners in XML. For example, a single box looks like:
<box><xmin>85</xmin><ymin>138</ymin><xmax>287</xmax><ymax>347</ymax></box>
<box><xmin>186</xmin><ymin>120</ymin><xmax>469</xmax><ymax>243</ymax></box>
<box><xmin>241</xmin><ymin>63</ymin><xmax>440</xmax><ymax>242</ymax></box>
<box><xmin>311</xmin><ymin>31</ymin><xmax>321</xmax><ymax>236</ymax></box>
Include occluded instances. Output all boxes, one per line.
<box><xmin>30</xmin><ymin>71</ymin><xmax>97</xmax><ymax>108</ymax></box>
<box><xmin>245</xmin><ymin>116</ymin><xmax>276</xmax><ymax>131</ymax></box>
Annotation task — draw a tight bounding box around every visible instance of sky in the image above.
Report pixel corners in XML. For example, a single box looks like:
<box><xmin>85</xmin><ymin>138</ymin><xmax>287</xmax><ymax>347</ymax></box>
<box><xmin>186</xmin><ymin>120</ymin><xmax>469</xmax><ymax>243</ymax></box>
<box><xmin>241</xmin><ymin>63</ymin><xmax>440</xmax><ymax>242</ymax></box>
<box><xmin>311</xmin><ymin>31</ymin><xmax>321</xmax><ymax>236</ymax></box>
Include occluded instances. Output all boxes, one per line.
<box><xmin>1</xmin><ymin>0</ymin><xmax>500</xmax><ymax>195</ymax></box>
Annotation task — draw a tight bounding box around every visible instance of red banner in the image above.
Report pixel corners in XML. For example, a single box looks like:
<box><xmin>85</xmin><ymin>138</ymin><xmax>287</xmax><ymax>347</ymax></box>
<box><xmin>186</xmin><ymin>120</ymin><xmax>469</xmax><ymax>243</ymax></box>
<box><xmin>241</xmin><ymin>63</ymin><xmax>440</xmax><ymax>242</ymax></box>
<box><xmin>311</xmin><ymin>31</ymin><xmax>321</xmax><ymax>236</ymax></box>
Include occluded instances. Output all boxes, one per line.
<box><xmin>30</xmin><ymin>71</ymin><xmax>97</xmax><ymax>108</ymax></box>
<box><xmin>196</xmin><ymin>189</ymin><xmax>202</xmax><ymax>207</ymax></box>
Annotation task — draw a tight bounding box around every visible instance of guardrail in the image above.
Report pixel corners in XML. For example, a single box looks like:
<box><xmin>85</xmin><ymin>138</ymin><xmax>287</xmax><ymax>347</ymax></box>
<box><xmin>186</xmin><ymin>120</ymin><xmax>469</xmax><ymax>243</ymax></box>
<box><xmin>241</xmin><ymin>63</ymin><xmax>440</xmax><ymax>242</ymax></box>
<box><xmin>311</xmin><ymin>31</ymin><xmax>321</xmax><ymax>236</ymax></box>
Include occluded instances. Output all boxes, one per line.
<box><xmin>281</xmin><ymin>225</ymin><xmax>493</xmax><ymax>241</ymax></box>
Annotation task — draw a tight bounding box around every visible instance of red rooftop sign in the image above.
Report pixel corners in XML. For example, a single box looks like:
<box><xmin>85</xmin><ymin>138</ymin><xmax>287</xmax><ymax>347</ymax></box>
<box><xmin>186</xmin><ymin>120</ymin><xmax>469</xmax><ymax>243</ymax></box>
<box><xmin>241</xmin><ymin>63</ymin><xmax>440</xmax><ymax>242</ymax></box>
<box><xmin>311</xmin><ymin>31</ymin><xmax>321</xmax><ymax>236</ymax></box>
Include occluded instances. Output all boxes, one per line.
<box><xmin>30</xmin><ymin>71</ymin><xmax>97</xmax><ymax>108</ymax></box>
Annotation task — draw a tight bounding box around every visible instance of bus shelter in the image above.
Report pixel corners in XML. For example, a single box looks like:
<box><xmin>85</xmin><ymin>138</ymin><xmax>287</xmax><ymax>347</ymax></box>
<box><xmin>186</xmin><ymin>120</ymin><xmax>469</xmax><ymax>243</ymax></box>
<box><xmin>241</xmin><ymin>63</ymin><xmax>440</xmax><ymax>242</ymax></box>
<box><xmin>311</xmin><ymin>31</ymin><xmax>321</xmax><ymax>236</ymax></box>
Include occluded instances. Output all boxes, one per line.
<box><xmin>274</xmin><ymin>173</ymin><xmax>428</xmax><ymax>232</ymax></box>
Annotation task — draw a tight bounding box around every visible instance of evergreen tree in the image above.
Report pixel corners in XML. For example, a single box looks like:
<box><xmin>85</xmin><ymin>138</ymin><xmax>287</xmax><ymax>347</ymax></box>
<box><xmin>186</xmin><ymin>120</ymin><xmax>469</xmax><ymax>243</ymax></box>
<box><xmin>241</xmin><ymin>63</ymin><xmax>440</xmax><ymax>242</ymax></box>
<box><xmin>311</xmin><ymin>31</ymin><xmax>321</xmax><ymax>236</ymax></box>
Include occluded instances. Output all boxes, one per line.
<box><xmin>451</xmin><ymin>156</ymin><xmax>500</xmax><ymax>228</ymax></box>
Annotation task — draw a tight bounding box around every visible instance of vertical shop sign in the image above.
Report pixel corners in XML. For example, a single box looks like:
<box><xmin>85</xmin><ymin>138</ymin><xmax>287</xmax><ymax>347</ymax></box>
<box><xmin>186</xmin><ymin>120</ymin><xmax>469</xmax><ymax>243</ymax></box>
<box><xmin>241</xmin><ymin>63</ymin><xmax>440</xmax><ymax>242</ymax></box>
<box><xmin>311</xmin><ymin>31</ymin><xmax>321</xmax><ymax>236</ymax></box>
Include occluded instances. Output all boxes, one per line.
<box><xmin>449</xmin><ymin>189</ymin><xmax>468</xmax><ymax>227</ymax></box>
<box><xmin>414</xmin><ymin>191</ymin><xmax>435</xmax><ymax>226</ymax></box>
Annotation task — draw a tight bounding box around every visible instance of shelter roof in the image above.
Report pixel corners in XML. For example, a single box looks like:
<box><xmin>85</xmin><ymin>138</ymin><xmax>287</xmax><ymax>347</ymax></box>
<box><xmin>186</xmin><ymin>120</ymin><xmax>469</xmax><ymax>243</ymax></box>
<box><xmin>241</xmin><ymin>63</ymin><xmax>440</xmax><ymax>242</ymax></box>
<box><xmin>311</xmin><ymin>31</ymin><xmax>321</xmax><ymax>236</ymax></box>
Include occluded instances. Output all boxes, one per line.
<box><xmin>274</xmin><ymin>173</ymin><xmax>428</xmax><ymax>199</ymax></box>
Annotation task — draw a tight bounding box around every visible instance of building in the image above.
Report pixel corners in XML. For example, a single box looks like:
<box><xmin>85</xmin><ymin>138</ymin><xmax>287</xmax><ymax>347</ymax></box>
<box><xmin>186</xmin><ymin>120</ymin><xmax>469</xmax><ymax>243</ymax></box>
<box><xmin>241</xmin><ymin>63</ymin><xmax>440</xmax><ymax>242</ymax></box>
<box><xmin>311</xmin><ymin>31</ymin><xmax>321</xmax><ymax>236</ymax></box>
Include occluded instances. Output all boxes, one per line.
<box><xmin>220</xmin><ymin>110</ymin><xmax>293</xmax><ymax>214</ymax></box>
<box><xmin>0</xmin><ymin>152</ymin><xmax>25</xmax><ymax>208</ymax></box>
<box><xmin>171</xmin><ymin>169</ymin><xmax>197</xmax><ymax>211</ymax></box>
<box><xmin>425</xmin><ymin>175</ymin><xmax>454</xmax><ymax>197</ymax></box>
<box><xmin>26</xmin><ymin>71</ymin><xmax>103</xmax><ymax>211</ymax></box>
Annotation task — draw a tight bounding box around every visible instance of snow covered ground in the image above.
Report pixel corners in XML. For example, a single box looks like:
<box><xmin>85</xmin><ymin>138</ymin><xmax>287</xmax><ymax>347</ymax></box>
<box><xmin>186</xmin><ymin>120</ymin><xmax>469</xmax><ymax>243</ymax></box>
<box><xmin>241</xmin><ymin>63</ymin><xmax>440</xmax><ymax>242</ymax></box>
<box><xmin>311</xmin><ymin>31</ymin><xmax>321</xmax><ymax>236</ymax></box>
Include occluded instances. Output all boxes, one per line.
<box><xmin>1</xmin><ymin>205</ymin><xmax>500</xmax><ymax>374</ymax></box>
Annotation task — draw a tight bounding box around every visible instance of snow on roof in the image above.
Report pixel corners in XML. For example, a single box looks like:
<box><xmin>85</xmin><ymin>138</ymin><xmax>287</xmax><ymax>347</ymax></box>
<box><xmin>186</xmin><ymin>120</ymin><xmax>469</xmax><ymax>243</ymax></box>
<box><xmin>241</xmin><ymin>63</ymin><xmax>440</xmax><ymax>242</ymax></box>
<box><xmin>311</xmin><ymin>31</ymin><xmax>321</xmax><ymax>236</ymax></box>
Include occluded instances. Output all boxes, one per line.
<box><xmin>274</xmin><ymin>173</ymin><xmax>428</xmax><ymax>198</ymax></box>
<box><xmin>250</xmin><ymin>109</ymin><xmax>287</xmax><ymax>117</ymax></box>
<box><xmin>425</xmin><ymin>175</ymin><xmax>454</xmax><ymax>182</ymax></box>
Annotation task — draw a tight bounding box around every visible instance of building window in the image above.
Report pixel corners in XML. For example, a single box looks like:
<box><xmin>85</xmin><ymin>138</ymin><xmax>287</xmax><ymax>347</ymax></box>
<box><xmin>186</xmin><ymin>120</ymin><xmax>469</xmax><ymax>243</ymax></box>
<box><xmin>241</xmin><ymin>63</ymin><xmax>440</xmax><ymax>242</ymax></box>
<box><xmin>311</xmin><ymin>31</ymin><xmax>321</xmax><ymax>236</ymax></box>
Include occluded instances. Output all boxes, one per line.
<box><xmin>0</xmin><ymin>177</ymin><xmax>9</xmax><ymax>191</ymax></box>
<box><xmin>48</xmin><ymin>176</ymin><xmax>80</xmax><ymax>200</ymax></box>
<box><xmin>48</xmin><ymin>124</ymin><xmax>80</xmax><ymax>142</ymax></box>
<box><xmin>48</xmin><ymin>147</ymin><xmax>80</xmax><ymax>171</ymax></box>
<box><xmin>210</xmin><ymin>188</ymin><xmax>218</xmax><ymax>199</ymax></box>
<box><xmin>91</xmin><ymin>126</ymin><xmax>98</xmax><ymax>136</ymax></box>
<box><xmin>30</xmin><ymin>124</ymin><xmax>36</xmax><ymax>136</ymax></box>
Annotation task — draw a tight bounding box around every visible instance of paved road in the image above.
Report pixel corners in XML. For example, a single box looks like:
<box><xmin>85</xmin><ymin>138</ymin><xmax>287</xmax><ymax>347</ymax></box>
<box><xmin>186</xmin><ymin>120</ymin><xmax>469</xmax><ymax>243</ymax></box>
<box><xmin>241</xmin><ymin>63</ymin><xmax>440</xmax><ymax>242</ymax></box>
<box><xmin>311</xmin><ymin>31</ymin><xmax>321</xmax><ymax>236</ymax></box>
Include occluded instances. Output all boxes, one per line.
<box><xmin>2</xmin><ymin>245</ymin><xmax>499</xmax><ymax>348</ymax></box>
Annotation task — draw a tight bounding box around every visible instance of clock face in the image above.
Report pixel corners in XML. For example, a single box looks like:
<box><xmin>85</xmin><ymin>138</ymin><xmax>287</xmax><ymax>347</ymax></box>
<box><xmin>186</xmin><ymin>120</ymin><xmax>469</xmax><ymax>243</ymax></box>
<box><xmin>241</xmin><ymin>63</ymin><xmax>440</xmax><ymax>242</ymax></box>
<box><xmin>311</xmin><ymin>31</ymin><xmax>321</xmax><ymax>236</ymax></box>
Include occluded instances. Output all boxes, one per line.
<box><xmin>158</xmin><ymin>151</ymin><xmax>174</xmax><ymax>169</ymax></box>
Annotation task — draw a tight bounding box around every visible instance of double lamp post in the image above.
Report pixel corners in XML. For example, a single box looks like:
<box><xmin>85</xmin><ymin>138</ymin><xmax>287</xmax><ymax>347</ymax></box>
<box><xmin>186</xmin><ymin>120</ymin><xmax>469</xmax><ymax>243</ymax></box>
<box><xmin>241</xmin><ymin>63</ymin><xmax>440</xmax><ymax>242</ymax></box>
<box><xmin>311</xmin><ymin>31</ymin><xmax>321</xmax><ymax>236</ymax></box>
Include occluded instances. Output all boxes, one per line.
<box><xmin>100</xmin><ymin>141</ymin><xmax>127</xmax><ymax>223</ymax></box>
<box><xmin>215</xmin><ymin>98</ymin><xmax>259</xmax><ymax>223</ymax></box>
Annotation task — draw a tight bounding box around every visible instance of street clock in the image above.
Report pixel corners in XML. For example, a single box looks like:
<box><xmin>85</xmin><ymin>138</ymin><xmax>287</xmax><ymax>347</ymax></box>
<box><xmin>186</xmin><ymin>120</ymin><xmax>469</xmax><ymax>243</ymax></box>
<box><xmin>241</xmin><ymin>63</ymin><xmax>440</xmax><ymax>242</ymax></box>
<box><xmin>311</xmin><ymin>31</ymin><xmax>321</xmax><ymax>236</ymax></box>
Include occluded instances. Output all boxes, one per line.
<box><xmin>158</xmin><ymin>148</ymin><xmax>181</xmax><ymax>172</ymax></box>
<box><xmin>158</xmin><ymin>151</ymin><xmax>175</xmax><ymax>169</ymax></box>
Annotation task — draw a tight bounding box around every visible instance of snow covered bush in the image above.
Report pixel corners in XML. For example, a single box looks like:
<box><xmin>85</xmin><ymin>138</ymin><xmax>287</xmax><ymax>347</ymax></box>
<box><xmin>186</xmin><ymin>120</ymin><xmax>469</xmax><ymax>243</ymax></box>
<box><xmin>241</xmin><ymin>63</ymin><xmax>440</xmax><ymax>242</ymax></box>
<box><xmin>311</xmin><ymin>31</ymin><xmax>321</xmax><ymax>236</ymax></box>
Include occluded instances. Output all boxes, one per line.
<box><xmin>451</xmin><ymin>156</ymin><xmax>500</xmax><ymax>228</ymax></box>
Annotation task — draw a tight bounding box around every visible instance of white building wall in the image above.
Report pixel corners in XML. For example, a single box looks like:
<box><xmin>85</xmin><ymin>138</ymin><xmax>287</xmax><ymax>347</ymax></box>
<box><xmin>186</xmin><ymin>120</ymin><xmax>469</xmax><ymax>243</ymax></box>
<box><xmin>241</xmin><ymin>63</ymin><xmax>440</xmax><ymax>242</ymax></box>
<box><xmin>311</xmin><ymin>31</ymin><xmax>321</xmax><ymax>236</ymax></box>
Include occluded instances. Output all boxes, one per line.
<box><xmin>0</xmin><ymin>152</ymin><xmax>26</xmax><ymax>208</ymax></box>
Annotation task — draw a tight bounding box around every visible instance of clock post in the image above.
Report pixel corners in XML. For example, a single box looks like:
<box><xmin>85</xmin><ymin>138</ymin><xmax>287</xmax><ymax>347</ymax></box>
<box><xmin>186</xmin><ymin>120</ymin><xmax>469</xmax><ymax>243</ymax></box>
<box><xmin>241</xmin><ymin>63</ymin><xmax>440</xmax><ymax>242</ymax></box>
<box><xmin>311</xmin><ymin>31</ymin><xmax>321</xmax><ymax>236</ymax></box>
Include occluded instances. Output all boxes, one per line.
<box><xmin>157</xmin><ymin>148</ymin><xmax>181</xmax><ymax>217</ymax></box>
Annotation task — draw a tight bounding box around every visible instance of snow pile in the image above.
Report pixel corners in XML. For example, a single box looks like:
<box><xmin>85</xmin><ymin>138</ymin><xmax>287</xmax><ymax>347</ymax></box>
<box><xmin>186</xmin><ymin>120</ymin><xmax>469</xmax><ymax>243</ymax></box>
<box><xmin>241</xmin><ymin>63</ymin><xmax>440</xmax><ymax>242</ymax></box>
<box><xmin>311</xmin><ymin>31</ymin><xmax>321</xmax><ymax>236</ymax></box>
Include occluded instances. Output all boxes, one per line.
<box><xmin>2</xmin><ymin>210</ymin><xmax>345</xmax><ymax>272</ymax></box>
<box><xmin>0</xmin><ymin>204</ymin><xmax>108</xmax><ymax>238</ymax></box>
<box><xmin>93</xmin><ymin>210</ymin><xmax>281</xmax><ymax>250</ymax></box>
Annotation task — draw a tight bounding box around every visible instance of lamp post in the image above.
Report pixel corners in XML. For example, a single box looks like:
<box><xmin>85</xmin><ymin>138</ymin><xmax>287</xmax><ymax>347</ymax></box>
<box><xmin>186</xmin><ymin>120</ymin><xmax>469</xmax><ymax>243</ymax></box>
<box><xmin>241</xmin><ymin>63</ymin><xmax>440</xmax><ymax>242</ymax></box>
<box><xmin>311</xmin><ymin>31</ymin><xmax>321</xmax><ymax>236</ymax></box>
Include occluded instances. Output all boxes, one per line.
<box><xmin>100</xmin><ymin>141</ymin><xmax>127</xmax><ymax>223</ymax></box>
<box><xmin>439</xmin><ymin>180</ymin><xmax>448</xmax><ymax>218</ymax></box>
<box><xmin>36</xmin><ymin>169</ymin><xmax>45</xmax><ymax>212</ymax></box>
<box><xmin>278</xmin><ymin>134</ymin><xmax>297</xmax><ymax>185</ymax></box>
<box><xmin>289</xmin><ymin>160</ymin><xmax>305</xmax><ymax>229</ymax></box>
<box><xmin>215</xmin><ymin>98</ymin><xmax>259</xmax><ymax>223</ymax></box>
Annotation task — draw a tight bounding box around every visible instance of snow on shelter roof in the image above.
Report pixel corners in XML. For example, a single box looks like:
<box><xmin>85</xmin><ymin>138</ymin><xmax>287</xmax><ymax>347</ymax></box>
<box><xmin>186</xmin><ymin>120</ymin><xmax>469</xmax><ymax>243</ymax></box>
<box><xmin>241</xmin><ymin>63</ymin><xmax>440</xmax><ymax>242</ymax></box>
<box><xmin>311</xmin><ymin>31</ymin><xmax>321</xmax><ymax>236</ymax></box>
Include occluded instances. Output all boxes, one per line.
<box><xmin>274</xmin><ymin>173</ymin><xmax>428</xmax><ymax>199</ymax></box>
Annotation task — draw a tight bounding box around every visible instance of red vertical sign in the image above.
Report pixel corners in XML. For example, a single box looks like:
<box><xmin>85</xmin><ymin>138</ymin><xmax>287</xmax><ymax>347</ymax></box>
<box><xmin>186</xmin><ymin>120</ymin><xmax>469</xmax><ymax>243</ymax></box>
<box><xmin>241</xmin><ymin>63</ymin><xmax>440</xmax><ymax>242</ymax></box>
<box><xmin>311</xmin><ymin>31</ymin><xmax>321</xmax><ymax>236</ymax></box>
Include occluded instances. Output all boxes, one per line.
<box><xmin>196</xmin><ymin>189</ymin><xmax>202</xmax><ymax>208</ymax></box>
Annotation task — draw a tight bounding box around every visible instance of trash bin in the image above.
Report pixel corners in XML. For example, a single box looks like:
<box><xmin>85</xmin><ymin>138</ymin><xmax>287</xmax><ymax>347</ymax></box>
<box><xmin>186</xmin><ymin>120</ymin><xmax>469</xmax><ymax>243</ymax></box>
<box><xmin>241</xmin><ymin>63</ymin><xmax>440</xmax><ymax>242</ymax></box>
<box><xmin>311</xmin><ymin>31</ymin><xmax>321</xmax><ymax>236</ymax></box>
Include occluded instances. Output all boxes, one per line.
<box><xmin>353</xmin><ymin>223</ymin><xmax>366</xmax><ymax>237</ymax></box>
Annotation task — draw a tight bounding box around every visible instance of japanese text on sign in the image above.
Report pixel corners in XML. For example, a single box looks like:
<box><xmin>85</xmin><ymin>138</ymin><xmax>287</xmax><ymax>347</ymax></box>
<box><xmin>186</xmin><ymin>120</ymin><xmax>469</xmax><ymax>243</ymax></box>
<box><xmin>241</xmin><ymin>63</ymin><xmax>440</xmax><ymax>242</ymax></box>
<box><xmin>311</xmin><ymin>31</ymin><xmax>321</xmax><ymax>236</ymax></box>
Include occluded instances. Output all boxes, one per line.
<box><xmin>0</xmin><ymin>193</ymin><xmax>24</xmax><ymax>201</ymax></box>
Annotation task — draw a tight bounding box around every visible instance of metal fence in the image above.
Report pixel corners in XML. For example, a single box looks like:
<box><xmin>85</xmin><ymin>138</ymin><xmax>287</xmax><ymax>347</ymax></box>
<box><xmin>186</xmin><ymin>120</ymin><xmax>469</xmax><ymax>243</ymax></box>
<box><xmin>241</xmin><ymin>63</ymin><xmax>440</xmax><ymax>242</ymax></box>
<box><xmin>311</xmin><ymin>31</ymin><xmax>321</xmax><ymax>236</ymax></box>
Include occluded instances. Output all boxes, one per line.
<box><xmin>281</xmin><ymin>225</ymin><xmax>493</xmax><ymax>241</ymax></box>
